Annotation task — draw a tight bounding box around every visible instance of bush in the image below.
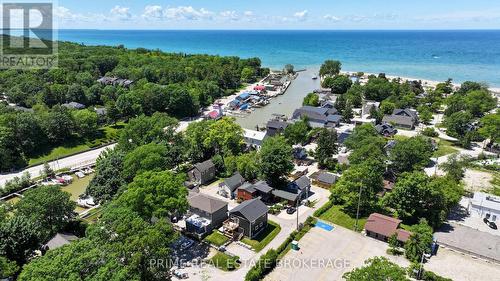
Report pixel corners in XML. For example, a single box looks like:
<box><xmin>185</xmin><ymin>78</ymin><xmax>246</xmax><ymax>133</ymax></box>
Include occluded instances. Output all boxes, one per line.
<box><xmin>421</xmin><ymin>127</ymin><xmax>438</xmax><ymax>137</ymax></box>
<box><xmin>244</xmin><ymin>249</ymin><xmax>278</xmax><ymax>281</ymax></box>
<box><xmin>313</xmin><ymin>200</ymin><xmax>334</xmax><ymax>217</ymax></box>
<box><xmin>0</xmin><ymin>172</ymin><xmax>32</xmax><ymax>197</ymax></box>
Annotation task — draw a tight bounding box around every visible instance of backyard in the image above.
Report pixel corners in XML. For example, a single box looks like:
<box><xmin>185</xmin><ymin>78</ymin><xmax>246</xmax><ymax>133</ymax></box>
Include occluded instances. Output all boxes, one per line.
<box><xmin>433</xmin><ymin>139</ymin><xmax>459</xmax><ymax>158</ymax></box>
<box><xmin>241</xmin><ymin>220</ymin><xmax>281</xmax><ymax>252</ymax></box>
<box><xmin>318</xmin><ymin>204</ymin><xmax>367</xmax><ymax>232</ymax></box>
<box><xmin>204</xmin><ymin>231</ymin><xmax>229</xmax><ymax>247</ymax></box>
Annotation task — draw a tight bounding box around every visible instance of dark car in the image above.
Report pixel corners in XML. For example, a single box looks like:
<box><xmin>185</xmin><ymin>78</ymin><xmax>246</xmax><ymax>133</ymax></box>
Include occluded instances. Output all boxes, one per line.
<box><xmin>483</xmin><ymin>217</ymin><xmax>489</xmax><ymax>224</ymax></box>
<box><xmin>488</xmin><ymin>222</ymin><xmax>498</xmax><ymax>230</ymax></box>
<box><xmin>286</xmin><ymin>207</ymin><xmax>296</xmax><ymax>214</ymax></box>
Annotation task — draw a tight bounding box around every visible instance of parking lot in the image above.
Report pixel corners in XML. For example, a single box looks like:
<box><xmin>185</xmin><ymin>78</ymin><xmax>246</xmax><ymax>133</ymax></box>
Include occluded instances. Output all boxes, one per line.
<box><xmin>265</xmin><ymin>224</ymin><xmax>409</xmax><ymax>281</ymax></box>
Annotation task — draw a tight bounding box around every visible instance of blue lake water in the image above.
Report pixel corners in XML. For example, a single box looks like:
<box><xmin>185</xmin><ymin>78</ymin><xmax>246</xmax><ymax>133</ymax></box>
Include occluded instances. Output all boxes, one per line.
<box><xmin>57</xmin><ymin>29</ymin><xmax>500</xmax><ymax>86</ymax></box>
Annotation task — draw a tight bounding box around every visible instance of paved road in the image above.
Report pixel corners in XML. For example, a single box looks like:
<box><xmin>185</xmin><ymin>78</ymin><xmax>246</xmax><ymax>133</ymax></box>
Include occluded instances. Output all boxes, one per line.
<box><xmin>0</xmin><ymin>144</ymin><xmax>116</xmax><ymax>188</ymax></box>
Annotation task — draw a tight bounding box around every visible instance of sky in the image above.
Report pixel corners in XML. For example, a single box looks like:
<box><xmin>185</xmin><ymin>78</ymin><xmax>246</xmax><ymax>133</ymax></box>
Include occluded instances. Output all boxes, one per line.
<box><xmin>39</xmin><ymin>0</ymin><xmax>500</xmax><ymax>29</ymax></box>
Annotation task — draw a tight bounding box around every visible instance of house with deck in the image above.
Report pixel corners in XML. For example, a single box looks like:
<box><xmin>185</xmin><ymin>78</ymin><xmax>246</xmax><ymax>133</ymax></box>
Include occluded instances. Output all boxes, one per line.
<box><xmin>227</xmin><ymin>198</ymin><xmax>269</xmax><ymax>239</ymax></box>
<box><xmin>186</xmin><ymin>192</ymin><xmax>228</xmax><ymax>238</ymax></box>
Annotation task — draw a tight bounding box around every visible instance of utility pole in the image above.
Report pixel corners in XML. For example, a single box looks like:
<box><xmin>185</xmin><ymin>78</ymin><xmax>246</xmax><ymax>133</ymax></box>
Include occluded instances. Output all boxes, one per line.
<box><xmin>354</xmin><ymin>185</ymin><xmax>363</xmax><ymax>231</ymax></box>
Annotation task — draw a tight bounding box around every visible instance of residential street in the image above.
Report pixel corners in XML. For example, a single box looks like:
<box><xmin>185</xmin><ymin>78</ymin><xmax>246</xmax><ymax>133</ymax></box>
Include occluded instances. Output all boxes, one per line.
<box><xmin>0</xmin><ymin>144</ymin><xmax>116</xmax><ymax>188</ymax></box>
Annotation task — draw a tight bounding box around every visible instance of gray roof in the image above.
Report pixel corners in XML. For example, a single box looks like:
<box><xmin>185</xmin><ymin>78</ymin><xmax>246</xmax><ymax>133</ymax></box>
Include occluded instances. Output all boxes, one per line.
<box><xmin>229</xmin><ymin>198</ymin><xmax>268</xmax><ymax>222</ymax></box>
<box><xmin>316</xmin><ymin>172</ymin><xmax>337</xmax><ymax>185</ymax></box>
<box><xmin>382</xmin><ymin>115</ymin><xmax>415</xmax><ymax>127</ymax></box>
<box><xmin>267</xmin><ymin>120</ymin><xmax>289</xmax><ymax>130</ymax></box>
<box><xmin>188</xmin><ymin>193</ymin><xmax>228</xmax><ymax>214</ymax></box>
<box><xmin>293</xmin><ymin>175</ymin><xmax>311</xmax><ymax>191</ymax></box>
<box><xmin>272</xmin><ymin>189</ymin><xmax>300</xmax><ymax>202</ymax></box>
<box><xmin>338</xmin><ymin>131</ymin><xmax>351</xmax><ymax>144</ymax></box>
<box><xmin>194</xmin><ymin>159</ymin><xmax>215</xmax><ymax>173</ymax></box>
<box><xmin>375</xmin><ymin>123</ymin><xmax>397</xmax><ymax>134</ymax></box>
<box><xmin>326</xmin><ymin>114</ymin><xmax>342</xmax><ymax>123</ymax></box>
<box><xmin>224</xmin><ymin>172</ymin><xmax>245</xmax><ymax>192</ymax></box>
<box><xmin>253</xmin><ymin>181</ymin><xmax>273</xmax><ymax>193</ymax></box>
<box><xmin>45</xmin><ymin>233</ymin><xmax>78</xmax><ymax>250</ymax></box>
<box><xmin>292</xmin><ymin>106</ymin><xmax>329</xmax><ymax>120</ymax></box>
<box><xmin>393</xmin><ymin>108</ymin><xmax>418</xmax><ymax>121</ymax></box>
<box><xmin>62</xmin><ymin>102</ymin><xmax>86</xmax><ymax>109</ymax></box>
<box><xmin>238</xmin><ymin>182</ymin><xmax>256</xmax><ymax>193</ymax></box>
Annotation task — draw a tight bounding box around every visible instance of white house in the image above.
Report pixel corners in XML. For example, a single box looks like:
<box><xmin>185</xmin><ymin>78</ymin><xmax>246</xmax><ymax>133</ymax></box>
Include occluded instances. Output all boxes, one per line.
<box><xmin>468</xmin><ymin>192</ymin><xmax>500</xmax><ymax>222</ymax></box>
<box><xmin>243</xmin><ymin>129</ymin><xmax>268</xmax><ymax>149</ymax></box>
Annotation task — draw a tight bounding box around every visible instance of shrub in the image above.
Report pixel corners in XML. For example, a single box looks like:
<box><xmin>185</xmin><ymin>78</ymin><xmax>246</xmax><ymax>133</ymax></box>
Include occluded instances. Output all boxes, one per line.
<box><xmin>421</xmin><ymin>127</ymin><xmax>438</xmax><ymax>137</ymax></box>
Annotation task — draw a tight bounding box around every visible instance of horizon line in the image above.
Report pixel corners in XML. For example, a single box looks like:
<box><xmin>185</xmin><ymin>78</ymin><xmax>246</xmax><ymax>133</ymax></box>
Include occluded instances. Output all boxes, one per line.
<box><xmin>55</xmin><ymin>28</ymin><xmax>500</xmax><ymax>31</ymax></box>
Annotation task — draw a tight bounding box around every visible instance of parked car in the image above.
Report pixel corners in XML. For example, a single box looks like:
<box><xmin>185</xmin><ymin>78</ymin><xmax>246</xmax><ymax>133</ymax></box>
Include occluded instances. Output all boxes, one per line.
<box><xmin>172</xmin><ymin>270</ymin><xmax>188</xmax><ymax>279</ymax></box>
<box><xmin>488</xmin><ymin>221</ymin><xmax>498</xmax><ymax>230</ymax></box>
<box><xmin>287</xmin><ymin>207</ymin><xmax>296</xmax><ymax>214</ymax></box>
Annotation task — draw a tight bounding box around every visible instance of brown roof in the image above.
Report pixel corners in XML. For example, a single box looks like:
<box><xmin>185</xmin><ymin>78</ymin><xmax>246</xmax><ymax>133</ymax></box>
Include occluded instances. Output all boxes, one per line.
<box><xmin>396</xmin><ymin>229</ymin><xmax>412</xmax><ymax>242</ymax></box>
<box><xmin>365</xmin><ymin>213</ymin><xmax>401</xmax><ymax>238</ymax></box>
<box><xmin>383</xmin><ymin>180</ymin><xmax>395</xmax><ymax>191</ymax></box>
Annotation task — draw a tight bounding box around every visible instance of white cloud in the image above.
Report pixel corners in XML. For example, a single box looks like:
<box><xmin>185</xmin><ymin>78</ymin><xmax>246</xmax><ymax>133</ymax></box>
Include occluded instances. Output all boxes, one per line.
<box><xmin>142</xmin><ymin>5</ymin><xmax>163</xmax><ymax>20</ymax></box>
<box><xmin>244</xmin><ymin>11</ymin><xmax>254</xmax><ymax>17</ymax></box>
<box><xmin>293</xmin><ymin>10</ymin><xmax>308</xmax><ymax>21</ymax></box>
<box><xmin>163</xmin><ymin>6</ymin><xmax>214</xmax><ymax>21</ymax></box>
<box><xmin>220</xmin><ymin>10</ymin><xmax>239</xmax><ymax>21</ymax></box>
<box><xmin>324</xmin><ymin>14</ymin><xmax>341</xmax><ymax>21</ymax></box>
<box><xmin>110</xmin><ymin>5</ymin><xmax>132</xmax><ymax>21</ymax></box>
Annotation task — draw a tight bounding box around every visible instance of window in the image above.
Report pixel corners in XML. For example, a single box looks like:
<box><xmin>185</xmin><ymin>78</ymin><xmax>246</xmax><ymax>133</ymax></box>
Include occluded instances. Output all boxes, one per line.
<box><xmin>492</xmin><ymin>215</ymin><xmax>497</xmax><ymax>222</ymax></box>
<box><xmin>485</xmin><ymin>213</ymin><xmax>491</xmax><ymax>220</ymax></box>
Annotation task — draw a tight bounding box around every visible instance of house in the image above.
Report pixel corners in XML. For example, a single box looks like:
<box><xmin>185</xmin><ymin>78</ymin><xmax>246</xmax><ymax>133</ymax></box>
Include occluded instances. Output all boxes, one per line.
<box><xmin>252</xmin><ymin>181</ymin><xmax>274</xmax><ymax>202</ymax></box>
<box><xmin>219</xmin><ymin>172</ymin><xmax>245</xmax><ymax>199</ymax></box>
<box><xmin>272</xmin><ymin>189</ymin><xmax>301</xmax><ymax>205</ymax></box>
<box><xmin>312</xmin><ymin>171</ymin><xmax>337</xmax><ymax>188</ymax></box>
<box><xmin>266</xmin><ymin>118</ymin><xmax>289</xmax><ymax>136</ymax></box>
<box><xmin>188</xmin><ymin>160</ymin><xmax>216</xmax><ymax>185</ymax></box>
<box><xmin>237</xmin><ymin>182</ymin><xmax>258</xmax><ymax>201</ymax></box>
<box><xmin>292</xmin><ymin>145</ymin><xmax>307</xmax><ymax>160</ymax></box>
<box><xmin>364</xmin><ymin>213</ymin><xmax>411</xmax><ymax>243</ymax></box>
<box><xmin>186</xmin><ymin>192</ymin><xmax>228</xmax><ymax>238</ymax></box>
<box><xmin>228</xmin><ymin>198</ymin><xmax>269</xmax><ymax>239</ymax></box>
<box><xmin>97</xmin><ymin>76</ymin><xmax>134</xmax><ymax>88</ymax></box>
<box><xmin>376</xmin><ymin>123</ymin><xmax>398</xmax><ymax>136</ymax></box>
<box><xmin>292</xmin><ymin>106</ymin><xmax>341</xmax><ymax>128</ymax></box>
<box><xmin>337</xmin><ymin>130</ymin><xmax>352</xmax><ymax>144</ymax></box>
<box><xmin>274</xmin><ymin>175</ymin><xmax>312</xmax><ymax>205</ymax></box>
<box><xmin>361</xmin><ymin>101</ymin><xmax>380</xmax><ymax>117</ymax></box>
<box><xmin>243</xmin><ymin>129</ymin><xmax>268</xmax><ymax>149</ymax></box>
<box><xmin>236</xmin><ymin>92</ymin><xmax>251</xmax><ymax>101</ymax></box>
<box><xmin>62</xmin><ymin>102</ymin><xmax>85</xmax><ymax>110</ymax></box>
<box><xmin>468</xmin><ymin>192</ymin><xmax>500</xmax><ymax>222</ymax></box>
<box><xmin>382</xmin><ymin>108</ymin><xmax>419</xmax><ymax>130</ymax></box>
<box><xmin>44</xmin><ymin>233</ymin><xmax>78</xmax><ymax>251</ymax></box>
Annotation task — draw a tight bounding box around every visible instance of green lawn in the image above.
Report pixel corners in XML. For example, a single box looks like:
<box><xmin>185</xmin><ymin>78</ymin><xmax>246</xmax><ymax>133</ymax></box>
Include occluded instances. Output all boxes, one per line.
<box><xmin>433</xmin><ymin>139</ymin><xmax>459</xmax><ymax>158</ymax></box>
<box><xmin>241</xmin><ymin>220</ymin><xmax>281</xmax><ymax>252</ymax></box>
<box><xmin>28</xmin><ymin>123</ymin><xmax>124</xmax><ymax>166</ymax></box>
<box><xmin>319</xmin><ymin>205</ymin><xmax>367</xmax><ymax>232</ymax></box>
<box><xmin>210</xmin><ymin>252</ymin><xmax>240</xmax><ymax>271</ymax></box>
<box><xmin>204</xmin><ymin>231</ymin><xmax>229</xmax><ymax>246</ymax></box>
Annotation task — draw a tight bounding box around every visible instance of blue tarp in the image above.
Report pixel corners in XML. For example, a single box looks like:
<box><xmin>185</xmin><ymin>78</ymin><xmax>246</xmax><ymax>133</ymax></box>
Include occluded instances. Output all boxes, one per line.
<box><xmin>237</xmin><ymin>92</ymin><xmax>250</xmax><ymax>100</ymax></box>
<box><xmin>239</xmin><ymin>103</ymin><xmax>250</xmax><ymax>110</ymax></box>
<box><xmin>315</xmin><ymin>220</ymin><xmax>334</xmax><ymax>231</ymax></box>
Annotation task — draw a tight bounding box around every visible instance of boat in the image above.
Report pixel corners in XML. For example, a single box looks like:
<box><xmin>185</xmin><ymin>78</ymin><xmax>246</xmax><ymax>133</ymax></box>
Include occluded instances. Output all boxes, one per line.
<box><xmin>312</xmin><ymin>75</ymin><xmax>318</xmax><ymax>80</ymax></box>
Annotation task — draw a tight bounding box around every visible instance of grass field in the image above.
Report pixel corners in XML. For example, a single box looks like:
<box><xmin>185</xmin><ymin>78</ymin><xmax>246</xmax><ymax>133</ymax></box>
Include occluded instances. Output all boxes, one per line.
<box><xmin>204</xmin><ymin>231</ymin><xmax>229</xmax><ymax>246</ymax></box>
<box><xmin>319</xmin><ymin>205</ymin><xmax>367</xmax><ymax>232</ymax></box>
<box><xmin>28</xmin><ymin>123</ymin><xmax>124</xmax><ymax>166</ymax></box>
<box><xmin>210</xmin><ymin>252</ymin><xmax>240</xmax><ymax>271</ymax></box>
<box><xmin>241</xmin><ymin>220</ymin><xmax>281</xmax><ymax>252</ymax></box>
<box><xmin>433</xmin><ymin>139</ymin><xmax>459</xmax><ymax>158</ymax></box>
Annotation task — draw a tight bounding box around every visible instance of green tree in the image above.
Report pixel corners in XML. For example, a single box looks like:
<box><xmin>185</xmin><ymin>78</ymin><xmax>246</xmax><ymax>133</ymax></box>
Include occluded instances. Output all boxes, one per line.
<box><xmin>439</xmin><ymin>153</ymin><xmax>468</xmax><ymax>182</ymax></box>
<box><xmin>72</xmin><ymin>109</ymin><xmax>99</xmax><ymax>137</ymax></box>
<box><xmin>122</xmin><ymin>143</ymin><xmax>169</xmax><ymax>182</ymax></box>
<box><xmin>319</xmin><ymin>60</ymin><xmax>342</xmax><ymax>77</ymax></box>
<box><xmin>345</xmin><ymin>83</ymin><xmax>363</xmax><ymax>108</ymax></box>
<box><xmin>302</xmin><ymin>93</ymin><xmax>320</xmax><ymax>106</ymax></box>
<box><xmin>342</xmin><ymin>102</ymin><xmax>354</xmax><ymax>123</ymax></box>
<box><xmin>184</xmin><ymin>120</ymin><xmax>215</xmax><ymax>162</ymax></box>
<box><xmin>241</xmin><ymin>67</ymin><xmax>256</xmax><ymax>82</ymax></box>
<box><xmin>117</xmin><ymin>171</ymin><xmax>188</xmax><ymax>219</ymax></box>
<box><xmin>284</xmin><ymin>64</ymin><xmax>295</xmax><ymax>74</ymax></box>
<box><xmin>0</xmin><ymin>256</ymin><xmax>19</xmax><ymax>279</ymax></box>
<box><xmin>418</xmin><ymin>105</ymin><xmax>433</xmax><ymax>124</ymax></box>
<box><xmin>384</xmin><ymin>172</ymin><xmax>446</xmax><ymax>227</ymax></box>
<box><xmin>380</xmin><ymin>100</ymin><xmax>396</xmax><ymax>115</ymax></box>
<box><xmin>315</xmin><ymin>128</ymin><xmax>338</xmax><ymax>168</ymax></box>
<box><xmin>344</xmin><ymin>123</ymin><xmax>379</xmax><ymax>150</ymax></box>
<box><xmin>259</xmin><ymin>136</ymin><xmax>293</xmax><ymax>186</ymax></box>
<box><xmin>86</xmin><ymin>148</ymin><xmax>126</xmax><ymax>203</ymax></box>
<box><xmin>478</xmin><ymin>112</ymin><xmax>500</xmax><ymax>143</ymax></box>
<box><xmin>464</xmin><ymin>90</ymin><xmax>497</xmax><ymax>117</ymax></box>
<box><xmin>0</xmin><ymin>215</ymin><xmax>41</xmax><ymax>265</ymax></box>
<box><xmin>343</xmin><ymin>257</ymin><xmax>409</xmax><ymax>281</ymax></box>
<box><xmin>389</xmin><ymin>136</ymin><xmax>433</xmax><ymax>173</ymax></box>
<box><xmin>118</xmin><ymin>113</ymin><xmax>178</xmax><ymax>151</ymax></box>
<box><xmin>225</xmin><ymin>151</ymin><xmax>260</xmax><ymax>181</ymax></box>
<box><xmin>331</xmin><ymin>163</ymin><xmax>383</xmax><ymax>216</ymax></box>
<box><xmin>284</xmin><ymin>119</ymin><xmax>310</xmax><ymax>145</ymax></box>
<box><xmin>364</xmin><ymin>77</ymin><xmax>394</xmax><ymax>101</ymax></box>
<box><xmin>204</xmin><ymin>117</ymin><xmax>244</xmax><ymax>156</ymax></box>
<box><xmin>444</xmin><ymin>111</ymin><xmax>474</xmax><ymax>138</ymax></box>
<box><xmin>322</xmin><ymin>75</ymin><xmax>352</xmax><ymax>95</ymax></box>
<box><xmin>404</xmin><ymin>219</ymin><xmax>434</xmax><ymax>262</ymax></box>
<box><xmin>15</xmin><ymin>185</ymin><xmax>76</xmax><ymax>240</ymax></box>
<box><xmin>41</xmin><ymin>105</ymin><xmax>75</xmax><ymax>144</ymax></box>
